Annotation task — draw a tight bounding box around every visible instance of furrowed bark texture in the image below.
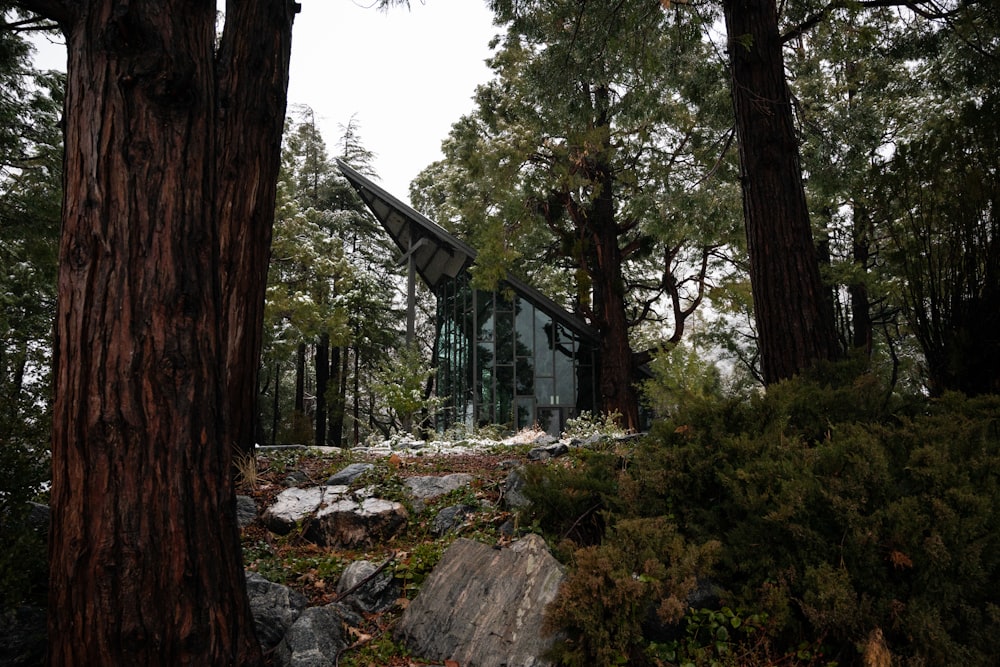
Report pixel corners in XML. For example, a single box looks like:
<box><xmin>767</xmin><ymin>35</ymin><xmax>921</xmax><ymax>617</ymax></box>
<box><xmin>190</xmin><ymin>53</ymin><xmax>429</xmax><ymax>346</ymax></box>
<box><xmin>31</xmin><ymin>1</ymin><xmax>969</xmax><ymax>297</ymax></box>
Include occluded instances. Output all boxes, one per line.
<box><xmin>216</xmin><ymin>0</ymin><xmax>297</xmax><ymax>459</ymax></box>
<box><xmin>44</xmin><ymin>0</ymin><xmax>296</xmax><ymax>664</ymax></box>
<box><xmin>724</xmin><ymin>0</ymin><xmax>841</xmax><ymax>384</ymax></box>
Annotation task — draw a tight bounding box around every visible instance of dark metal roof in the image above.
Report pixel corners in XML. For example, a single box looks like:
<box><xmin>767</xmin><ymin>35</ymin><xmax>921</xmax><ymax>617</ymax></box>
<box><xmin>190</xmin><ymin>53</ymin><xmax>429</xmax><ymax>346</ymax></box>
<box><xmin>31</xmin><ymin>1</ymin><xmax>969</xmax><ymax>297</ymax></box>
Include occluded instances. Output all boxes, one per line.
<box><xmin>336</xmin><ymin>159</ymin><xmax>474</xmax><ymax>289</ymax></box>
<box><xmin>336</xmin><ymin>159</ymin><xmax>599</xmax><ymax>342</ymax></box>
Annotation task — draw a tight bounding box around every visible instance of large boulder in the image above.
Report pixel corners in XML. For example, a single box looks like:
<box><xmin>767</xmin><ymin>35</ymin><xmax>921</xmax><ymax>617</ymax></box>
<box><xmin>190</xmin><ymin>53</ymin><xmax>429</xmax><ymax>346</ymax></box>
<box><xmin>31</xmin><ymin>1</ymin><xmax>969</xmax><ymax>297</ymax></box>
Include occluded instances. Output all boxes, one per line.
<box><xmin>403</xmin><ymin>473</ymin><xmax>474</xmax><ymax>512</ymax></box>
<box><xmin>262</xmin><ymin>486</ymin><xmax>407</xmax><ymax>548</ymax></box>
<box><xmin>336</xmin><ymin>560</ymin><xmax>401</xmax><ymax>614</ymax></box>
<box><xmin>245</xmin><ymin>571</ymin><xmax>308</xmax><ymax>651</ymax></box>
<box><xmin>272</xmin><ymin>603</ymin><xmax>361</xmax><ymax>667</ymax></box>
<box><xmin>394</xmin><ymin>534</ymin><xmax>565</xmax><ymax>667</ymax></box>
<box><xmin>310</xmin><ymin>497</ymin><xmax>408</xmax><ymax>548</ymax></box>
<box><xmin>503</xmin><ymin>467</ymin><xmax>531</xmax><ymax>509</ymax></box>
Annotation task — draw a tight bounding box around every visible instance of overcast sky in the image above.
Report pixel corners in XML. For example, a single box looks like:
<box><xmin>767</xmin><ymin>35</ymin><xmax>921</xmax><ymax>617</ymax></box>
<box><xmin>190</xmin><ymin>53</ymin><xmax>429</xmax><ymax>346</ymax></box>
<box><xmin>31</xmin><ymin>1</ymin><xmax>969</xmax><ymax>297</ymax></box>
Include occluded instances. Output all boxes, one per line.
<box><xmin>29</xmin><ymin>0</ymin><xmax>499</xmax><ymax>204</ymax></box>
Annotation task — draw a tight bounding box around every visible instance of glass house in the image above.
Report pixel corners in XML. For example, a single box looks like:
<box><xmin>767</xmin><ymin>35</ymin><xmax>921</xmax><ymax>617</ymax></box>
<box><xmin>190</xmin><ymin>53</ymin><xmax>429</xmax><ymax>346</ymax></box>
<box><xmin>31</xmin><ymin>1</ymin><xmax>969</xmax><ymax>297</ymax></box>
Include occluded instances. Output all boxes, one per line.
<box><xmin>337</xmin><ymin>160</ymin><xmax>600</xmax><ymax>436</ymax></box>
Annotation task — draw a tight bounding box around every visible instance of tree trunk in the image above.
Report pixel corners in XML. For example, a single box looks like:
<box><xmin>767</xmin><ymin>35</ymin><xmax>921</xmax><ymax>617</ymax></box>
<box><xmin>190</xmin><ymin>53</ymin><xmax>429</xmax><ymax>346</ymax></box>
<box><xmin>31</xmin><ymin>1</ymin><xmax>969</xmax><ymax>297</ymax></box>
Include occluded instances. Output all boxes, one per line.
<box><xmin>723</xmin><ymin>0</ymin><xmax>841</xmax><ymax>385</ymax></box>
<box><xmin>20</xmin><ymin>0</ymin><xmax>298</xmax><ymax>663</ymax></box>
<box><xmin>41</xmin><ymin>1</ymin><xmax>278</xmax><ymax>663</ymax></box>
<box><xmin>295</xmin><ymin>341</ymin><xmax>306</xmax><ymax>414</ymax></box>
<box><xmin>217</xmin><ymin>0</ymin><xmax>297</xmax><ymax>459</ymax></box>
<box><xmin>329</xmin><ymin>344</ymin><xmax>345</xmax><ymax>447</ymax></box>
<box><xmin>588</xmin><ymin>190</ymin><xmax>639</xmax><ymax>432</ymax></box>
<box><xmin>315</xmin><ymin>333</ymin><xmax>329</xmax><ymax>447</ymax></box>
<box><xmin>271</xmin><ymin>361</ymin><xmax>281</xmax><ymax>445</ymax></box>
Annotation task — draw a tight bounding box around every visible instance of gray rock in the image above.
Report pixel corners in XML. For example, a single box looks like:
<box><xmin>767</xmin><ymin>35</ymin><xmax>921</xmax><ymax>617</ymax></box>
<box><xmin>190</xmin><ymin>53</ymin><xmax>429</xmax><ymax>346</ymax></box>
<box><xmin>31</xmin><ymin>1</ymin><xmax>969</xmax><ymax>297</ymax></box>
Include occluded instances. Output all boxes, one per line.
<box><xmin>336</xmin><ymin>560</ymin><xmax>401</xmax><ymax>614</ymax></box>
<box><xmin>262</xmin><ymin>485</ymin><xmax>349</xmax><ymax>534</ymax></box>
<box><xmin>309</xmin><ymin>497</ymin><xmax>408</xmax><ymax>548</ymax></box>
<box><xmin>283</xmin><ymin>470</ymin><xmax>311</xmax><ymax>487</ymax></box>
<box><xmin>272</xmin><ymin>604</ymin><xmax>355</xmax><ymax>667</ymax></box>
<box><xmin>431</xmin><ymin>503</ymin><xmax>476</xmax><ymax>536</ymax></box>
<box><xmin>395</xmin><ymin>535</ymin><xmax>565</xmax><ymax>667</ymax></box>
<box><xmin>245</xmin><ymin>571</ymin><xmax>309</xmax><ymax>651</ymax></box>
<box><xmin>325</xmin><ymin>462</ymin><xmax>374</xmax><ymax>486</ymax></box>
<box><xmin>527</xmin><ymin>443</ymin><xmax>569</xmax><ymax>461</ymax></box>
<box><xmin>403</xmin><ymin>473</ymin><xmax>474</xmax><ymax>512</ymax></box>
<box><xmin>236</xmin><ymin>495</ymin><xmax>257</xmax><ymax>528</ymax></box>
<box><xmin>503</xmin><ymin>467</ymin><xmax>531</xmax><ymax>509</ymax></box>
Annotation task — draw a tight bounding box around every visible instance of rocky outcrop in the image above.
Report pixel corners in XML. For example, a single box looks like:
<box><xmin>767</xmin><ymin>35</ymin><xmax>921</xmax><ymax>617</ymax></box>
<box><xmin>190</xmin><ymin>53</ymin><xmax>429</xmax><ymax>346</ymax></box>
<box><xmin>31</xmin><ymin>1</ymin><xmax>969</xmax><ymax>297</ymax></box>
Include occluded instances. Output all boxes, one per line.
<box><xmin>394</xmin><ymin>534</ymin><xmax>566</xmax><ymax>667</ymax></box>
<box><xmin>261</xmin><ymin>485</ymin><xmax>408</xmax><ymax>548</ymax></box>
<box><xmin>245</xmin><ymin>571</ymin><xmax>309</xmax><ymax>651</ymax></box>
<box><xmin>336</xmin><ymin>559</ymin><xmax>401</xmax><ymax>614</ymax></box>
<box><xmin>273</xmin><ymin>604</ymin><xmax>361</xmax><ymax>667</ymax></box>
<box><xmin>403</xmin><ymin>472</ymin><xmax>474</xmax><ymax>512</ymax></box>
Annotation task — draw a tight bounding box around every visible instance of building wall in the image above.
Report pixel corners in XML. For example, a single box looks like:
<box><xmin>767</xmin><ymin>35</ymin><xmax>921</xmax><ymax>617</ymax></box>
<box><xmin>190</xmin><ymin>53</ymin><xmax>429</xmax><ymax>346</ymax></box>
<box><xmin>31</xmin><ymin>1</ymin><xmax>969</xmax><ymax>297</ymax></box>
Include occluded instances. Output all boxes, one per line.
<box><xmin>435</xmin><ymin>273</ymin><xmax>597</xmax><ymax>436</ymax></box>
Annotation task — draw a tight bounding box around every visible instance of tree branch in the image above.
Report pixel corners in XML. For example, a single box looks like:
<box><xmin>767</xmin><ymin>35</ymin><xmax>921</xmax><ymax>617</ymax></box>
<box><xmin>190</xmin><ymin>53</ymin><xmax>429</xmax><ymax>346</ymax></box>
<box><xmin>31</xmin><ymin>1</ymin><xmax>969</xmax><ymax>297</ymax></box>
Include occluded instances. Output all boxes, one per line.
<box><xmin>10</xmin><ymin>0</ymin><xmax>76</xmax><ymax>30</ymax></box>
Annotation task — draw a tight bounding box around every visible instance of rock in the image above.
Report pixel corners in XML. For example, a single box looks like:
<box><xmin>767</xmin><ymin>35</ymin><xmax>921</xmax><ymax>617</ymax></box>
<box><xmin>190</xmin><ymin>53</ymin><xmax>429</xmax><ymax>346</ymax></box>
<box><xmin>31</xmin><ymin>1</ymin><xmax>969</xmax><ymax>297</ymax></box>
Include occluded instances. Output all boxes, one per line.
<box><xmin>527</xmin><ymin>443</ymin><xmax>569</xmax><ymax>461</ymax></box>
<box><xmin>395</xmin><ymin>535</ymin><xmax>565</xmax><ymax>667</ymax></box>
<box><xmin>272</xmin><ymin>604</ymin><xmax>359</xmax><ymax>667</ymax></box>
<box><xmin>325</xmin><ymin>462</ymin><xmax>373</xmax><ymax>486</ymax></box>
<box><xmin>261</xmin><ymin>485</ymin><xmax>348</xmax><ymax>534</ymax></box>
<box><xmin>336</xmin><ymin>560</ymin><xmax>401</xmax><ymax>614</ymax></box>
<box><xmin>236</xmin><ymin>495</ymin><xmax>257</xmax><ymax>528</ymax></box>
<box><xmin>245</xmin><ymin>571</ymin><xmax>309</xmax><ymax>651</ymax></box>
<box><xmin>503</xmin><ymin>467</ymin><xmax>531</xmax><ymax>509</ymax></box>
<box><xmin>310</xmin><ymin>497</ymin><xmax>408</xmax><ymax>548</ymax></box>
<box><xmin>0</xmin><ymin>605</ymin><xmax>46</xmax><ymax>667</ymax></box>
<box><xmin>283</xmin><ymin>470</ymin><xmax>311</xmax><ymax>487</ymax></box>
<box><xmin>262</xmin><ymin>486</ymin><xmax>408</xmax><ymax>548</ymax></box>
<box><xmin>404</xmin><ymin>473</ymin><xmax>474</xmax><ymax>512</ymax></box>
<box><xmin>431</xmin><ymin>503</ymin><xmax>476</xmax><ymax>536</ymax></box>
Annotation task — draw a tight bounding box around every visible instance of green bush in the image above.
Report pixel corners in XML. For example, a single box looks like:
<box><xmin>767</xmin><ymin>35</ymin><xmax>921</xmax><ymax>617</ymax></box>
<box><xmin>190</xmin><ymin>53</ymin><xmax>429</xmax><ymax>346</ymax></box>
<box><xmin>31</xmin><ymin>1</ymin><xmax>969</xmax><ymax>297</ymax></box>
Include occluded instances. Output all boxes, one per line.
<box><xmin>529</xmin><ymin>372</ymin><xmax>1000</xmax><ymax>666</ymax></box>
<box><xmin>543</xmin><ymin>517</ymin><xmax>719</xmax><ymax>667</ymax></box>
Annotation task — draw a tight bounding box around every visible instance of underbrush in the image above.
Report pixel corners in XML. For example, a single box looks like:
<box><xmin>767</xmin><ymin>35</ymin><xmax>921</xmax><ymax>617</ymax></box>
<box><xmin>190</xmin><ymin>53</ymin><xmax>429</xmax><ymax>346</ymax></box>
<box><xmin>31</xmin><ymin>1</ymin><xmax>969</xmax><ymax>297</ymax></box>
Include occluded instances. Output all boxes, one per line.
<box><xmin>523</xmin><ymin>374</ymin><xmax>1000</xmax><ymax>666</ymax></box>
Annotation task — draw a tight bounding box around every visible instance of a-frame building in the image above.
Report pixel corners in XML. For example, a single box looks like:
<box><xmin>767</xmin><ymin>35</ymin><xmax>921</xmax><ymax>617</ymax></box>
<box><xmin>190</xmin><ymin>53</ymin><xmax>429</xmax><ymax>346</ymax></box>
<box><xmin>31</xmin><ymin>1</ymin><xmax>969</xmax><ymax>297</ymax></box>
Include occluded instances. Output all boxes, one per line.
<box><xmin>337</xmin><ymin>160</ymin><xmax>600</xmax><ymax>436</ymax></box>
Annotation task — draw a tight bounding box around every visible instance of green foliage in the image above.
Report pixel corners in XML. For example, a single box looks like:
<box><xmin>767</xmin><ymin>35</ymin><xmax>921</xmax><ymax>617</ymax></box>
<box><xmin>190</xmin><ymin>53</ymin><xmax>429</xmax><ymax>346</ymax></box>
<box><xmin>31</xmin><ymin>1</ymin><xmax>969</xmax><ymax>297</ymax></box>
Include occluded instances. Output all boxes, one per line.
<box><xmin>370</xmin><ymin>342</ymin><xmax>443</xmax><ymax>436</ymax></box>
<box><xmin>0</xmin><ymin>17</ymin><xmax>62</xmax><ymax>612</ymax></box>
<box><xmin>543</xmin><ymin>517</ymin><xmax>719</xmax><ymax>667</ymax></box>
<box><xmin>519</xmin><ymin>449</ymin><xmax>624</xmax><ymax>547</ymax></box>
<box><xmin>651</xmin><ymin>606</ymin><xmax>786</xmax><ymax>667</ymax></box>
<box><xmin>642</xmin><ymin>343</ymin><xmax>724</xmax><ymax>419</ymax></box>
<box><xmin>393</xmin><ymin>539</ymin><xmax>446</xmax><ymax>597</ymax></box>
<box><xmin>532</xmin><ymin>372</ymin><xmax>1000</xmax><ymax>665</ymax></box>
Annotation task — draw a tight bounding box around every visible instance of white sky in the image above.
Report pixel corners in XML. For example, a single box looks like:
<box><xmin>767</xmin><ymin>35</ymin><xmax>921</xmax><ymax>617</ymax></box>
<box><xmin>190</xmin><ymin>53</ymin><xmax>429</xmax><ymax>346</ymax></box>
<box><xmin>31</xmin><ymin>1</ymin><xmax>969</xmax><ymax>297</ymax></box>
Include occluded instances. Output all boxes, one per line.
<box><xmin>29</xmin><ymin>0</ymin><xmax>499</xmax><ymax>204</ymax></box>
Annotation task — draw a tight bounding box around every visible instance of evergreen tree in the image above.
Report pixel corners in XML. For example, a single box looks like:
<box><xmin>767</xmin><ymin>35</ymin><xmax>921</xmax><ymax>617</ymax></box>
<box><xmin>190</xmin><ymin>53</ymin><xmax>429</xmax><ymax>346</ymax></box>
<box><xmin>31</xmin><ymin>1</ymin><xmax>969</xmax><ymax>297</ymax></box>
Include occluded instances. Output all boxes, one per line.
<box><xmin>420</xmin><ymin>1</ymin><xmax>742</xmax><ymax>430</ymax></box>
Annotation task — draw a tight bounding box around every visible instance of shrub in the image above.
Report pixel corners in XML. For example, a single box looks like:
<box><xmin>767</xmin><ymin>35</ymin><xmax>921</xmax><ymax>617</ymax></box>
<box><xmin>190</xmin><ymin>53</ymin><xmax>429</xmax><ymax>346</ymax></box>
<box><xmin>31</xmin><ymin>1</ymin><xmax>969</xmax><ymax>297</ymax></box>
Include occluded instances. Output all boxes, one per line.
<box><xmin>543</xmin><ymin>517</ymin><xmax>719</xmax><ymax>667</ymax></box>
<box><xmin>533</xmin><ymin>371</ymin><xmax>1000</xmax><ymax>666</ymax></box>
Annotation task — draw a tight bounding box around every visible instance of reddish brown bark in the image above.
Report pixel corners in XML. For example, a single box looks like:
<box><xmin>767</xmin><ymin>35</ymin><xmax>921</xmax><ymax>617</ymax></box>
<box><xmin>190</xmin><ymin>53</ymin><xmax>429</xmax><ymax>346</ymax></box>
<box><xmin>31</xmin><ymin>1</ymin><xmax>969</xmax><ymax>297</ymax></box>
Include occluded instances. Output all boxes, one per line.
<box><xmin>724</xmin><ymin>0</ymin><xmax>841</xmax><ymax>384</ymax></box>
<box><xmin>216</xmin><ymin>0</ymin><xmax>296</xmax><ymax>458</ymax></box>
<box><xmin>18</xmin><ymin>0</ymin><xmax>296</xmax><ymax>664</ymax></box>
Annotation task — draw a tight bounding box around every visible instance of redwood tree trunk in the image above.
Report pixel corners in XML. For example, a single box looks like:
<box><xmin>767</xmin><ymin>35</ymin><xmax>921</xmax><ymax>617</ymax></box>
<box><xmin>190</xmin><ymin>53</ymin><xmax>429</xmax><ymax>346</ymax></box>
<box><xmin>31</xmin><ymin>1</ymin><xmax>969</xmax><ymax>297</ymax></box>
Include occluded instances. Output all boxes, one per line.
<box><xmin>217</xmin><ymin>0</ymin><xmax>297</xmax><ymax>458</ymax></box>
<box><xmin>21</xmin><ymin>0</ymin><xmax>297</xmax><ymax>664</ymax></box>
<box><xmin>723</xmin><ymin>0</ymin><xmax>841</xmax><ymax>384</ymax></box>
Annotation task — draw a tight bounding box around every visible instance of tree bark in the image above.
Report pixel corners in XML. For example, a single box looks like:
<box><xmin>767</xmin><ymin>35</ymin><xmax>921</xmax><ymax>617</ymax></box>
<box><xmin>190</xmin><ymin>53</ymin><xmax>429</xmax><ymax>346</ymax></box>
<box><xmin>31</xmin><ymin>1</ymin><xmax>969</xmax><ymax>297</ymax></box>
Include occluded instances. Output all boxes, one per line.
<box><xmin>329</xmin><ymin>344</ymin><xmax>345</xmax><ymax>447</ymax></box>
<box><xmin>25</xmin><ymin>0</ymin><xmax>297</xmax><ymax>663</ymax></box>
<box><xmin>315</xmin><ymin>333</ymin><xmax>329</xmax><ymax>446</ymax></box>
<box><xmin>723</xmin><ymin>0</ymin><xmax>841</xmax><ymax>384</ymax></box>
<box><xmin>217</xmin><ymin>0</ymin><xmax>297</xmax><ymax>458</ymax></box>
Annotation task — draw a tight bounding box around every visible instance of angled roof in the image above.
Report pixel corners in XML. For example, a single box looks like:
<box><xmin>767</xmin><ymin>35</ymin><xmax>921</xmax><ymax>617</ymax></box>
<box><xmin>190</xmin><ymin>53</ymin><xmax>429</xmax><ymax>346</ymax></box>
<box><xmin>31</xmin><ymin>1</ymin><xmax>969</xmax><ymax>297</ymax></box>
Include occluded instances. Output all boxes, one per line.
<box><xmin>336</xmin><ymin>159</ymin><xmax>598</xmax><ymax>342</ymax></box>
<box><xmin>336</xmin><ymin>159</ymin><xmax>475</xmax><ymax>289</ymax></box>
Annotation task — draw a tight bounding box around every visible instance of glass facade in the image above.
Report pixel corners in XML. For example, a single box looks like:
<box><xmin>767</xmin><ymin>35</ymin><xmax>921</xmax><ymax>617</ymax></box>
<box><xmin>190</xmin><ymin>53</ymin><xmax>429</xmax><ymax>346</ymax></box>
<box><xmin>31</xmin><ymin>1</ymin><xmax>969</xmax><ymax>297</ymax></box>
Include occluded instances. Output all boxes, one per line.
<box><xmin>435</xmin><ymin>273</ymin><xmax>598</xmax><ymax>436</ymax></box>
